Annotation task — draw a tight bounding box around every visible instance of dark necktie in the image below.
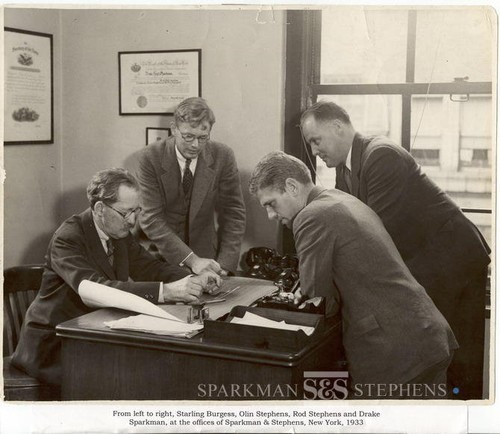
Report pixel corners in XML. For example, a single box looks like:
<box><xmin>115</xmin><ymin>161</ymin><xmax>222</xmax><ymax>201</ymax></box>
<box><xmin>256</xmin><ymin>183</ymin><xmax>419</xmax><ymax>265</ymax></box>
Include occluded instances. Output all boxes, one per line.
<box><xmin>343</xmin><ymin>165</ymin><xmax>352</xmax><ymax>193</ymax></box>
<box><xmin>106</xmin><ymin>239</ymin><xmax>114</xmax><ymax>266</ymax></box>
<box><xmin>183</xmin><ymin>159</ymin><xmax>194</xmax><ymax>197</ymax></box>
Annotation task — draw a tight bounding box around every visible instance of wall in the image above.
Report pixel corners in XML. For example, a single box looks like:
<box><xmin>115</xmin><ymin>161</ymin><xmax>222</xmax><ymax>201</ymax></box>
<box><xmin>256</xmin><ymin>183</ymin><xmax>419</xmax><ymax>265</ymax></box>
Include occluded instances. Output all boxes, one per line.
<box><xmin>4</xmin><ymin>7</ymin><xmax>285</xmax><ymax>269</ymax></box>
<box><xmin>3</xmin><ymin>8</ymin><xmax>63</xmax><ymax>268</ymax></box>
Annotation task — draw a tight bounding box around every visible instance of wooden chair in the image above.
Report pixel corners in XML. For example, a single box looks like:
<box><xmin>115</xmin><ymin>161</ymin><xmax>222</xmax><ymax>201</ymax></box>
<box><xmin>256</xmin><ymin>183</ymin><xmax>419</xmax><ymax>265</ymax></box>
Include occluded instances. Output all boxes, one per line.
<box><xmin>3</xmin><ymin>264</ymin><xmax>60</xmax><ymax>400</ymax></box>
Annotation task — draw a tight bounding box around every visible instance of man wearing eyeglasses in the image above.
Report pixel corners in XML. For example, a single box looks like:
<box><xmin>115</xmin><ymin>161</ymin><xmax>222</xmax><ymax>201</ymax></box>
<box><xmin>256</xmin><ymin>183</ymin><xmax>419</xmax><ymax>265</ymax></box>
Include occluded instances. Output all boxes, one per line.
<box><xmin>12</xmin><ymin>168</ymin><xmax>220</xmax><ymax>386</ymax></box>
<box><xmin>137</xmin><ymin>97</ymin><xmax>246</xmax><ymax>276</ymax></box>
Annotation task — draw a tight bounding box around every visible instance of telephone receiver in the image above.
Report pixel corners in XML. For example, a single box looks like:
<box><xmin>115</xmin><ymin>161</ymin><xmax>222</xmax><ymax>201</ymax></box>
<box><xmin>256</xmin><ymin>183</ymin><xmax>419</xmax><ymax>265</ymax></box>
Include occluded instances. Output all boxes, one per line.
<box><xmin>245</xmin><ymin>247</ymin><xmax>299</xmax><ymax>291</ymax></box>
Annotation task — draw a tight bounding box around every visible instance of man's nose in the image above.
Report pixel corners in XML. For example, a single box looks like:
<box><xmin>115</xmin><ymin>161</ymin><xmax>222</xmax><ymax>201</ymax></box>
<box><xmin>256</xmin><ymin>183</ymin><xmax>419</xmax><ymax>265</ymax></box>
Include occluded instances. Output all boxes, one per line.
<box><xmin>310</xmin><ymin>144</ymin><xmax>319</xmax><ymax>156</ymax></box>
<box><xmin>267</xmin><ymin>208</ymin><xmax>278</xmax><ymax>220</ymax></box>
<box><xmin>126</xmin><ymin>212</ymin><xmax>137</xmax><ymax>225</ymax></box>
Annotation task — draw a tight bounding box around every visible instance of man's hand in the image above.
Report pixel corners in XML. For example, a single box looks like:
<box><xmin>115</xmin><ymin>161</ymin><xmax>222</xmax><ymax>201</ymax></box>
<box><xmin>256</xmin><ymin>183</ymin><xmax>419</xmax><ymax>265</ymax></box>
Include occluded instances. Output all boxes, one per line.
<box><xmin>193</xmin><ymin>271</ymin><xmax>222</xmax><ymax>295</ymax></box>
<box><xmin>162</xmin><ymin>276</ymin><xmax>203</xmax><ymax>304</ymax></box>
<box><xmin>293</xmin><ymin>288</ymin><xmax>304</xmax><ymax>306</ymax></box>
<box><xmin>185</xmin><ymin>254</ymin><xmax>222</xmax><ymax>275</ymax></box>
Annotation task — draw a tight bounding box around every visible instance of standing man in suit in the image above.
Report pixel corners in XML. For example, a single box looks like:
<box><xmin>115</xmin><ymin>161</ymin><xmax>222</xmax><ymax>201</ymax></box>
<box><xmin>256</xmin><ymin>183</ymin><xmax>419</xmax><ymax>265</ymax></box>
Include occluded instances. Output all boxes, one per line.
<box><xmin>12</xmin><ymin>168</ymin><xmax>220</xmax><ymax>386</ymax></box>
<box><xmin>300</xmin><ymin>101</ymin><xmax>491</xmax><ymax>399</ymax></box>
<box><xmin>137</xmin><ymin>97</ymin><xmax>246</xmax><ymax>276</ymax></box>
<box><xmin>249</xmin><ymin>151</ymin><xmax>458</xmax><ymax>399</ymax></box>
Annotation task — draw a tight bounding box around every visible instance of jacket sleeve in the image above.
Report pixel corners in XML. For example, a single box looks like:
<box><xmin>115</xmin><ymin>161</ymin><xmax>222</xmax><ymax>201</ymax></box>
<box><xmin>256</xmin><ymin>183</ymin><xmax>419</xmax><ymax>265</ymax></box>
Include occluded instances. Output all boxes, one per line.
<box><xmin>293</xmin><ymin>208</ymin><xmax>340</xmax><ymax>317</ymax></box>
<box><xmin>363</xmin><ymin>146</ymin><xmax>410</xmax><ymax>232</ymax></box>
<box><xmin>126</xmin><ymin>234</ymin><xmax>190</xmax><ymax>283</ymax></box>
<box><xmin>137</xmin><ymin>148</ymin><xmax>193</xmax><ymax>265</ymax></box>
<box><xmin>214</xmin><ymin>147</ymin><xmax>246</xmax><ymax>272</ymax></box>
<box><xmin>49</xmin><ymin>223</ymin><xmax>186</xmax><ymax>304</ymax></box>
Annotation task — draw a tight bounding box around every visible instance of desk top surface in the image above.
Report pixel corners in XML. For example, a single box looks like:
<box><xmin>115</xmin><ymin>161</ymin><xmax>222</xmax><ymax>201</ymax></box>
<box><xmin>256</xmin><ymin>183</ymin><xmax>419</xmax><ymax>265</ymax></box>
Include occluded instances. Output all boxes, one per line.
<box><xmin>56</xmin><ymin>308</ymin><xmax>341</xmax><ymax>367</ymax></box>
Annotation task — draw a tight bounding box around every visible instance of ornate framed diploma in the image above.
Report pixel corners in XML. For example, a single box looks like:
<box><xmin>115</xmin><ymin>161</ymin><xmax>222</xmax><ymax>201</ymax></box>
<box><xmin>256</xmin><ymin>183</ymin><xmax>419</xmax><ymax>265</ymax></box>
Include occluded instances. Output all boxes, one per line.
<box><xmin>119</xmin><ymin>49</ymin><xmax>201</xmax><ymax>115</ymax></box>
<box><xmin>4</xmin><ymin>28</ymin><xmax>54</xmax><ymax>145</ymax></box>
<box><xmin>146</xmin><ymin>127</ymin><xmax>171</xmax><ymax>145</ymax></box>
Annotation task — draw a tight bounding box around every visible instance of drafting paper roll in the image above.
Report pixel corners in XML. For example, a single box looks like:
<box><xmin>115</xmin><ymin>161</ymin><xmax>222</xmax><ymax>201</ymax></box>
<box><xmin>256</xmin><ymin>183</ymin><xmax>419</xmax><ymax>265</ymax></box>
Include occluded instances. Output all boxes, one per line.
<box><xmin>78</xmin><ymin>280</ymin><xmax>182</xmax><ymax>322</ymax></box>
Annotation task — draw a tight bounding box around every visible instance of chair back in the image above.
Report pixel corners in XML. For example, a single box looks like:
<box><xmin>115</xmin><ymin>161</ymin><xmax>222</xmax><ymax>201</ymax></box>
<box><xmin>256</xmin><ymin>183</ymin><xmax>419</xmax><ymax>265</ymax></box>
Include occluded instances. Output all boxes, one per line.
<box><xmin>3</xmin><ymin>264</ymin><xmax>44</xmax><ymax>356</ymax></box>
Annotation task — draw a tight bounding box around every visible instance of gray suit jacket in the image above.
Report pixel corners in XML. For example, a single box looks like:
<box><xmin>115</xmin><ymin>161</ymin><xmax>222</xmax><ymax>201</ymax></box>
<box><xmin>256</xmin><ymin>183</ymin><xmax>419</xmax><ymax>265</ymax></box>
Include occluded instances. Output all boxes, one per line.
<box><xmin>138</xmin><ymin>138</ymin><xmax>246</xmax><ymax>272</ymax></box>
<box><xmin>293</xmin><ymin>187</ymin><xmax>458</xmax><ymax>385</ymax></box>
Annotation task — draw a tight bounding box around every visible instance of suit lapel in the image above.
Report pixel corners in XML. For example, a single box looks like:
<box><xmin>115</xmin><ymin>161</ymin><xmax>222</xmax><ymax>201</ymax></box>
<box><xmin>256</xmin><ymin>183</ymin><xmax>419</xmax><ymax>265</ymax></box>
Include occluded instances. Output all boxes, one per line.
<box><xmin>189</xmin><ymin>144</ymin><xmax>215</xmax><ymax>224</ymax></box>
<box><xmin>160</xmin><ymin>138</ymin><xmax>183</xmax><ymax>202</ymax></box>
<box><xmin>350</xmin><ymin>133</ymin><xmax>364</xmax><ymax>197</ymax></box>
<box><xmin>81</xmin><ymin>209</ymin><xmax>116</xmax><ymax>279</ymax></box>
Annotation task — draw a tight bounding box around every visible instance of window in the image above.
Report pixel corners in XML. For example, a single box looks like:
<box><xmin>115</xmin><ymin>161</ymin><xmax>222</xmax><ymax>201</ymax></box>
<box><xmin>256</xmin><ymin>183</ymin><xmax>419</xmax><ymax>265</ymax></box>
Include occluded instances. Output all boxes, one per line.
<box><xmin>285</xmin><ymin>8</ymin><xmax>493</xmax><ymax>247</ymax></box>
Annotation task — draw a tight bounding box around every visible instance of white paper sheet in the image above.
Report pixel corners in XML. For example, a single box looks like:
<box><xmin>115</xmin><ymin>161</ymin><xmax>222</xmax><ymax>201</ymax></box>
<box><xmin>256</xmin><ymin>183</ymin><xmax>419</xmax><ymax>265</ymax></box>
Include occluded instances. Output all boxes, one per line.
<box><xmin>104</xmin><ymin>314</ymin><xmax>203</xmax><ymax>336</ymax></box>
<box><xmin>78</xmin><ymin>280</ymin><xmax>182</xmax><ymax>322</ymax></box>
<box><xmin>230</xmin><ymin>311</ymin><xmax>315</xmax><ymax>336</ymax></box>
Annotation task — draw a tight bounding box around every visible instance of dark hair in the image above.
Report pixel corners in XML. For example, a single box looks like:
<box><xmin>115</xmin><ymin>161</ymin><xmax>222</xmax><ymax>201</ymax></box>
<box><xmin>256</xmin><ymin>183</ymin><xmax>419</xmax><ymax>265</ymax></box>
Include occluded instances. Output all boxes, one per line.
<box><xmin>300</xmin><ymin>101</ymin><xmax>351</xmax><ymax>125</ymax></box>
<box><xmin>174</xmin><ymin>97</ymin><xmax>216</xmax><ymax>127</ymax></box>
<box><xmin>249</xmin><ymin>151</ymin><xmax>312</xmax><ymax>195</ymax></box>
<box><xmin>87</xmin><ymin>168</ymin><xmax>139</xmax><ymax>209</ymax></box>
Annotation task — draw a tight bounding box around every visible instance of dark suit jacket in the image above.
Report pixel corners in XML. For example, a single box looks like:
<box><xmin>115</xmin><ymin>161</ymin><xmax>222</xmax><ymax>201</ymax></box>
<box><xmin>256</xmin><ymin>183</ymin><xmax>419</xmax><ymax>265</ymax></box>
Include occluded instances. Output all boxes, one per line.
<box><xmin>11</xmin><ymin>208</ymin><xmax>189</xmax><ymax>385</ymax></box>
<box><xmin>293</xmin><ymin>187</ymin><xmax>458</xmax><ymax>385</ymax></box>
<box><xmin>336</xmin><ymin>133</ymin><xmax>490</xmax><ymax>298</ymax></box>
<box><xmin>138</xmin><ymin>138</ymin><xmax>246</xmax><ymax>272</ymax></box>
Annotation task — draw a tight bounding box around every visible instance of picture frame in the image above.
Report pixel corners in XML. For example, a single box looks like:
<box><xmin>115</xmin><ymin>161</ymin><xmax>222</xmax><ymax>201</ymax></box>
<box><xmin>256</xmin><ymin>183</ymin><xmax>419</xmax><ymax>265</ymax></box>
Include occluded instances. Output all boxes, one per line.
<box><xmin>119</xmin><ymin>49</ymin><xmax>201</xmax><ymax>115</ymax></box>
<box><xmin>146</xmin><ymin>127</ymin><xmax>171</xmax><ymax>145</ymax></box>
<box><xmin>4</xmin><ymin>27</ymin><xmax>54</xmax><ymax>145</ymax></box>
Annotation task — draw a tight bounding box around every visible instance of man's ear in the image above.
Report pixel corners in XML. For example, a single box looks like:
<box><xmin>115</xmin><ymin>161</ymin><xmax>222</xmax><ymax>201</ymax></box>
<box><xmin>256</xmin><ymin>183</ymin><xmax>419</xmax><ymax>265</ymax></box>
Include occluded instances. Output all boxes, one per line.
<box><xmin>284</xmin><ymin>178</ymin><xmax>300</xmax><ymax>196</ymax></box>
<box><xmin>94</xmin><ymin>201</ymin><xmax>104</xmax><ymax>216</ymax></box>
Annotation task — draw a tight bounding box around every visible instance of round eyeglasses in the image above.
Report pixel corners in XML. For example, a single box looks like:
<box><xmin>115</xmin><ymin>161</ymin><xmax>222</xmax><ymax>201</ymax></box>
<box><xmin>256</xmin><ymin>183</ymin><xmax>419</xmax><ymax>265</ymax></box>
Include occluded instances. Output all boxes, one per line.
<box><xmin>179</xmin><ymin>132</ymin><xmax>210</xmax><ymax>144</ymax></box>
<box><xmin>105</xmin><ymin>203</ymin><xmax>142</xmax><ymax>221</ymax></box>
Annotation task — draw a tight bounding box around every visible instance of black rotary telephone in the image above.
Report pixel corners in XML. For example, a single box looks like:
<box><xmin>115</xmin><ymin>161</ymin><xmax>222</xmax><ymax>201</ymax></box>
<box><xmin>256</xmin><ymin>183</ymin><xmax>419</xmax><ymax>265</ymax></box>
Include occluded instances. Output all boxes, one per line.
<box><xmin>245</xmin><ymin>247</ymin><xmax>324</xmax><ymax>314</ymax></box>
<box><xmin>245</xmin><ymin>247</ymin><xmax>299</xmax><ymax>290</ymax></box>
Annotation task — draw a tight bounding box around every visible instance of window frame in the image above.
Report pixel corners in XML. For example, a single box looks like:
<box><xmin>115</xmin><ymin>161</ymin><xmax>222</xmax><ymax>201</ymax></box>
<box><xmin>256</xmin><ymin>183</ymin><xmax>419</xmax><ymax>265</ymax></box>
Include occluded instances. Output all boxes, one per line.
<box><xmin>283</xmin><ymin>9</ymin><xmax>493</xmax><ymax>252</ymax></box>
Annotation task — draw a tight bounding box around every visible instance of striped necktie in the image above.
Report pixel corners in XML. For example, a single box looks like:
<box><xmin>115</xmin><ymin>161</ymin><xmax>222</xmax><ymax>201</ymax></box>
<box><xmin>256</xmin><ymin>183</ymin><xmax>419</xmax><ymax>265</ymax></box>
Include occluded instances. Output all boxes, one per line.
<box><xmin>183</xmin><ymin>159</ymin><xmax>194</xmax><ymax>196</ymax></box>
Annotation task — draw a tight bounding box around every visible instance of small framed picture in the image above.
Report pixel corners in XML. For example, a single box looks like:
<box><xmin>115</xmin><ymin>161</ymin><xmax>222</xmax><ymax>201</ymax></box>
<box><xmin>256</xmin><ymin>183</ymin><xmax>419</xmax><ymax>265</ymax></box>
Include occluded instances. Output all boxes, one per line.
<box><xmin>146</xmin><ymin>127</ymin><xmax>171</xmax><ymax>145</ymax></box>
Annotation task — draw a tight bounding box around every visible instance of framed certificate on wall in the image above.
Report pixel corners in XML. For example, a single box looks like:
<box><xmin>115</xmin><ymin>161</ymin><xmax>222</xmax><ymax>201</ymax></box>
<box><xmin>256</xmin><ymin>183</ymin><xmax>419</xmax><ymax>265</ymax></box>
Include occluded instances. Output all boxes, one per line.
<box><xmin>4</xmin><ymin>27</ymin><xmax>54</xmax><ymax>145</ymax></box>
<box><xmin>119</xmin><ymin>49</ymin><xmax>201</xmax><ymax>115</ymax></box>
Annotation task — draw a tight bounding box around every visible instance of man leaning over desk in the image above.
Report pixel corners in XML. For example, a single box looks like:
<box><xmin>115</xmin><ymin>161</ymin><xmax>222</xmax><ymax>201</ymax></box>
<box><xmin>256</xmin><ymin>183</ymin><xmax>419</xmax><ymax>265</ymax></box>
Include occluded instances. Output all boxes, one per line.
<box><xmin>12</xmin><ymin>168</ymin><xmax>220</xmax><ymax>386</ymax></box>
<box><xmin>137</xmin><ymin>97</ymin><xmax>246</xmax><ymax>276</ymax></box>
<box><xmin>300</xmin><ymin>101</ymin><xmax>490</xmax><ymax>399</ymax></box>
<box><xmin>249</xmin><ymin>151</ymin><xmax>458</xmax><ymax>399</ymax></box>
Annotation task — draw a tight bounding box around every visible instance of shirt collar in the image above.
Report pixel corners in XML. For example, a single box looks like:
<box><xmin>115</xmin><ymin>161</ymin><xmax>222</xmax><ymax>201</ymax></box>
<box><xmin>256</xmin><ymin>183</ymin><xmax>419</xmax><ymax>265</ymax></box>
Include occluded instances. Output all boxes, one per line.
<box><xmin>175</xmin><ymin>144</ymin><xmax>198</xmax><ymax>164</ymax></box>
<box><xmin>92</xmin><ymin>212</ymin><xmax>109</xmax><ymax>242</ymax></box>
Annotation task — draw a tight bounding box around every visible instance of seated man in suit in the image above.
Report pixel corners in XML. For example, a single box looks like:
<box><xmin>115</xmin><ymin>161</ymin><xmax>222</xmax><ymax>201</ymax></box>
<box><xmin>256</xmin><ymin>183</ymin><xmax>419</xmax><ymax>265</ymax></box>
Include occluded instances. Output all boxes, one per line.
<box><xmin>249</xmin><ymin>151</ymin><xmax>458</xmax><ymax>399</ymax></box>
<box><xmin>300</xmin><ymin>101</ymin><xmax>490</xmax><ymax>399</ymax></box>
<box><xmin>12</xmin><ymin>168</ymin><xmax>220</xmax><ymax>386</ymax></box>
<box><xmin>137</xmin><ymin>97</ymin><xmax>246</xmax><ymax>276</ymax></box>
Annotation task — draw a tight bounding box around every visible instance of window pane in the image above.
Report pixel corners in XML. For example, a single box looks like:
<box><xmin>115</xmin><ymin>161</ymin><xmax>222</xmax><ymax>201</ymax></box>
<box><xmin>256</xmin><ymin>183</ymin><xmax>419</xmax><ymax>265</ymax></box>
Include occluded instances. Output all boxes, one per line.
<box><xmin>314</xmin><ymin>95</ymin><xmax>402</xmax><ymax>187</ymax></box>
<box><xmin>415</xmin><ymin>9</ymin><xmax>494</xmax><ymax>82</ymax></box>
<box><xmin>321</xmin><ymin>8</ymin><xmax>408</xmax><ymax>84</ymax></box>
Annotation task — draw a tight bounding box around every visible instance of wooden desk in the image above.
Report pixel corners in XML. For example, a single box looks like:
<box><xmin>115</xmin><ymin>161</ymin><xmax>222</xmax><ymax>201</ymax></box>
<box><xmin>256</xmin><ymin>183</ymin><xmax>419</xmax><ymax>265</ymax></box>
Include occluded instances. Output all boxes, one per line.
<box><xmin>56</xmin><ymin>308</ymin><xmax>344</xmax><ymax>401</ymax></box>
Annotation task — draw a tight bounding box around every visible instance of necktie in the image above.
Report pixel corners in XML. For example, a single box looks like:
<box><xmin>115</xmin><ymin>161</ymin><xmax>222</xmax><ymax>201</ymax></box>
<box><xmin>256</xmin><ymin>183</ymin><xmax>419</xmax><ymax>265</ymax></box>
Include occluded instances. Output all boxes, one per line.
<box><xmin>183</xmin><ymin>159</ymin><xmax>194</xmax><ymax>197</ymax></box>
<box><xmin>343</xmin><ymin>165</ymin><xmax>352</xmax><ymax>193</ymax></box>
<box><xmin>106</xmin><ymin>239</ymin><xmax>114</xmax><ymax>266</ymax></box>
